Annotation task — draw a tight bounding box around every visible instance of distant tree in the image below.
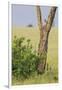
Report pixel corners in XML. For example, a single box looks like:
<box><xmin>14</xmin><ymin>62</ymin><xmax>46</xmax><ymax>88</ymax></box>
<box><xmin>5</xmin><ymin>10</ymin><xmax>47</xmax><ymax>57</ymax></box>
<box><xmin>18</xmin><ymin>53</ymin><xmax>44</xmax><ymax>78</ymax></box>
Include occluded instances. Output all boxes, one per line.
<box><xmin>27</xmin><ymin>24</ymin><xmax>33</xmax><ymax>27</ymax></box>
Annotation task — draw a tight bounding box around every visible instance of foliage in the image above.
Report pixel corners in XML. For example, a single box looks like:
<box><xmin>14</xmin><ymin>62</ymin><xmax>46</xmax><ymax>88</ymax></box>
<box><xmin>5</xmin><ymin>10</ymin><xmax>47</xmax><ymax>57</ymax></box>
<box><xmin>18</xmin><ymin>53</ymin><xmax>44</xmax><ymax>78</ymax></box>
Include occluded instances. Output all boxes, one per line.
<box><xmin>12</xmin><ymin>36</ymin><xmax>40</xmax><ymax>79</ymax></box>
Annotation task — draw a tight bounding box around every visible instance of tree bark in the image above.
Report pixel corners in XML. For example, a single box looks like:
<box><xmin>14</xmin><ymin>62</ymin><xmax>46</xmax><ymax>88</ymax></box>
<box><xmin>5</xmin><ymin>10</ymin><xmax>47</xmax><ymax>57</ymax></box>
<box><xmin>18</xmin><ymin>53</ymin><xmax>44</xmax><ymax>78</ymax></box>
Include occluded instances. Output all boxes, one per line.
<box><xmin>36</xmin><ymin>6</ymin><xmax>57</xmax><ymax>73</ymax></box>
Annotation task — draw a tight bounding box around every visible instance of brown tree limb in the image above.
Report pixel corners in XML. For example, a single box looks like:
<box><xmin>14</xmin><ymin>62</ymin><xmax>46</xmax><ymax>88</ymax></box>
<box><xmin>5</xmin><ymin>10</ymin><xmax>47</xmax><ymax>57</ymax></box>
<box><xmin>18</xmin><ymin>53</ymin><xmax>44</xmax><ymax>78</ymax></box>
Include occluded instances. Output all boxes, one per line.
<box><xmin>36</xmin><ymin>6</ymin><xmax>42</xmax><ymax>31</ymax></box>
<box><xmin>46</xmin><ymin>7</ymin><xmax>57</xmax><ymax>34</ymax></box>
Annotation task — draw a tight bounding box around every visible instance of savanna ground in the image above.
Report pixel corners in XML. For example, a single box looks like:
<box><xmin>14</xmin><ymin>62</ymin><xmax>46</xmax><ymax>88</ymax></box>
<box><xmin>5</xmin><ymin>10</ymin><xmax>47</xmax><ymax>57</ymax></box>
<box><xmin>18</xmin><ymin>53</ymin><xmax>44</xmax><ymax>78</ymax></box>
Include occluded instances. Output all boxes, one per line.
<box><xmin>12</xmin><ymin>27</ymin><xmax>58</xmax><ymax>85</ymax></box>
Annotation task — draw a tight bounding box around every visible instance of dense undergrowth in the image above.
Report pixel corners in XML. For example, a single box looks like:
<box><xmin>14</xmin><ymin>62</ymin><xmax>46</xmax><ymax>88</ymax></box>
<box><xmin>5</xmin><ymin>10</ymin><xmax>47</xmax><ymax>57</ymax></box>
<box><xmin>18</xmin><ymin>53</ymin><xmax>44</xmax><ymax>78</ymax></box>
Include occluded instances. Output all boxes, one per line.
<box><xmin>12</xmin><ymin>36</ymin><xmax>46</xmax><ymax>80</ymax></box>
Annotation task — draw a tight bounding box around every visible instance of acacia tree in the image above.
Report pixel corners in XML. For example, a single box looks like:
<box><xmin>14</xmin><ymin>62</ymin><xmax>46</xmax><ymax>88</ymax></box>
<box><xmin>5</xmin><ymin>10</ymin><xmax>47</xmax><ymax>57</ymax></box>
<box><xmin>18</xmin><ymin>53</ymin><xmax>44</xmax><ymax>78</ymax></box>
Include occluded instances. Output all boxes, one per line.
<box><xmin>36</xmin><ymin>6</ymin><xmax>57</xmax><ymax>73</ymax></box>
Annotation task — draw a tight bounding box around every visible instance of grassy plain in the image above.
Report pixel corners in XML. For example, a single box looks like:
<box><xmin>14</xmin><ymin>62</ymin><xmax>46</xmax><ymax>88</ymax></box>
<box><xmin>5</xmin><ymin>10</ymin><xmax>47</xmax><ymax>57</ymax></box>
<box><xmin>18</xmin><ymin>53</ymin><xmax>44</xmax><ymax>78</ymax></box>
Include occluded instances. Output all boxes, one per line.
<box><xmin>12</xmin><ymin>27</ymin><xmax>58</xmax><ymax>85</ymax></box>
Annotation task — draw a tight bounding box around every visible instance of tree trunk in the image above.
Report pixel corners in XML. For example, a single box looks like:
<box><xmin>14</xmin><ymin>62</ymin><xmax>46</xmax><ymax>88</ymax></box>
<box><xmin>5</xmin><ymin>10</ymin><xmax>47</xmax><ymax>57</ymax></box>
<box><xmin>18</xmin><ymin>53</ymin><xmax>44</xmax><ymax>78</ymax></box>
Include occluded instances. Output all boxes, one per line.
<box><xmin>36</xmin><ymin>6</ymin><xmax>57</xmax><ymax>74</ymax></box>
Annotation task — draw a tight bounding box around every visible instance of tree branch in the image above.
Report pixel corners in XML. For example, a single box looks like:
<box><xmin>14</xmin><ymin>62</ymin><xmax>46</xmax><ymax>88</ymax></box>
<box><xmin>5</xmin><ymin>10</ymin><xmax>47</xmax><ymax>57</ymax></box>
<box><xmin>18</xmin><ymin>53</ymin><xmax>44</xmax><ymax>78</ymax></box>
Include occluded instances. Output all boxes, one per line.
<box><xmin>36</xmin><ymin>6</ymin><xmax>42</xmax><ymax>31</ymax></box>
<box><xmin>46</xmin><ymin>7</ymin><xmax>57</xmax><ymax>33</ymax></box>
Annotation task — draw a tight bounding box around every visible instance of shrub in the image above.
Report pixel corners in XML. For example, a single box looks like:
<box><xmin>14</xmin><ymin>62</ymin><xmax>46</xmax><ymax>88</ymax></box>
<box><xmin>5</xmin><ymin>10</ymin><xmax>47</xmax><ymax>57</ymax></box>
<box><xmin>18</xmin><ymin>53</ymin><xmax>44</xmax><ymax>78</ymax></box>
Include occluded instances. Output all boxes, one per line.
<box><xmin>12</xmin><ymin>36</ymin><xmax>40</xmax><ymax>79</ymax></box>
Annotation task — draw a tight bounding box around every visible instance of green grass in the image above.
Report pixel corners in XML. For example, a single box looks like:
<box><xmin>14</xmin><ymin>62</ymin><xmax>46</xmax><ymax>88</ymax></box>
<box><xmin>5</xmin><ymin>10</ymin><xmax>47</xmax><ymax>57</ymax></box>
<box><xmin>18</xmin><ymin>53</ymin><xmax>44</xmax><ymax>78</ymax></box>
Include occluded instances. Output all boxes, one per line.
<box><xmin>12</xmin><ymin>26</ymin><xmax>58</xmax><ymax>85</ymax></box>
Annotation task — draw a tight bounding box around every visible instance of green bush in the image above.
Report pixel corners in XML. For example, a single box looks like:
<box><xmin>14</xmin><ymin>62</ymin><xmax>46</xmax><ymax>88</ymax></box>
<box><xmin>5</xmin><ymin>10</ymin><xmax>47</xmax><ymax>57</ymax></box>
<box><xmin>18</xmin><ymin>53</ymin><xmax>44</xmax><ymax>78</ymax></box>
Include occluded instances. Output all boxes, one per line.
<box><xmin>12</xmin><ymin>36</ymin><xmax>40</xmax><ymax>79</ymax></box>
